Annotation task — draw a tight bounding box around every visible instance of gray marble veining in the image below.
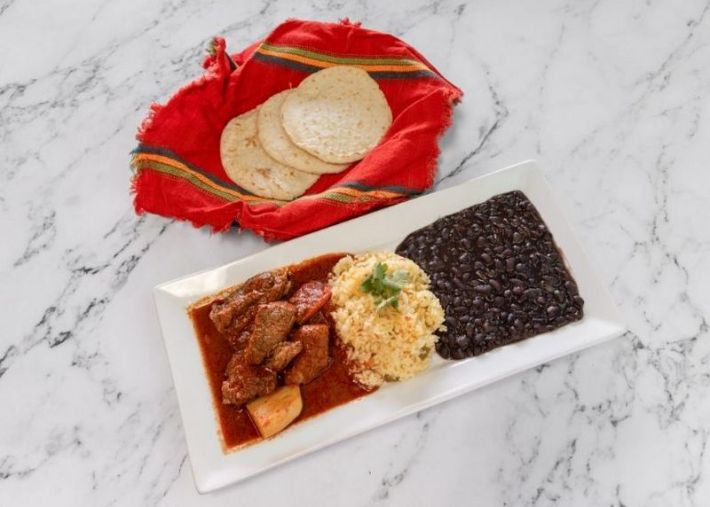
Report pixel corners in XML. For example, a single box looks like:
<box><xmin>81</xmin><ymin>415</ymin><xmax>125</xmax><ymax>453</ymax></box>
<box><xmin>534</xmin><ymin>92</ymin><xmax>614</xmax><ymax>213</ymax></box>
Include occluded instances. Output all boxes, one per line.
<box><xmin>1</xmin><ymin>0</ymin><xmax>709</xmax><ymax>505</ymax></box>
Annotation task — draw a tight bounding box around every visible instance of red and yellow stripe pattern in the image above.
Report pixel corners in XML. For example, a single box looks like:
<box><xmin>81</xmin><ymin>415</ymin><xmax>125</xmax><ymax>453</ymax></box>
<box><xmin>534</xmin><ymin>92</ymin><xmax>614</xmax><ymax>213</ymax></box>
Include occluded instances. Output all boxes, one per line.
<box><xmin>253</xmin><ymin>42</ymin><xmax>437</xmax><ymax>79</ymax></box>
<box><xmin>131</xmin><ymin>145</ymin><xmax>419</xmax><ymax>207</ymax></box>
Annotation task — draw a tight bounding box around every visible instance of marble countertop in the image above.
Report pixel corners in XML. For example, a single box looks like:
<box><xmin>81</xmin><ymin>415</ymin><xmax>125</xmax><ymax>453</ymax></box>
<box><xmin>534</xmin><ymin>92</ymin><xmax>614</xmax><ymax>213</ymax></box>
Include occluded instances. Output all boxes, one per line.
<box><xmin>2</xmin><ymin>0</ymin><xmax>709</xmax><ymax>505</ymax></box>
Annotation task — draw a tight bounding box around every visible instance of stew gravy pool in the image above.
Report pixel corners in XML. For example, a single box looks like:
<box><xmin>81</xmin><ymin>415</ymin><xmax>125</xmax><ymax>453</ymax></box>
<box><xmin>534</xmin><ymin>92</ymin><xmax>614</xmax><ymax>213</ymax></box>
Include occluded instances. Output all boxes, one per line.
<box><xmin>188</xmin><ymin>253</ymin><xmax>372</xmax><ymax>450</ymax></box>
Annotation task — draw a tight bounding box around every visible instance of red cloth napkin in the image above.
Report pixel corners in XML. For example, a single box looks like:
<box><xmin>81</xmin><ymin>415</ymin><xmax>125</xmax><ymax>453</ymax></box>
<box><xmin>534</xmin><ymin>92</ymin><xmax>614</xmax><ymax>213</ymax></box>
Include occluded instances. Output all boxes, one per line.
<box><xmin>131</xmin><ymin>19</ymin><xmax>462</xmax><ymax>240</ymax></box>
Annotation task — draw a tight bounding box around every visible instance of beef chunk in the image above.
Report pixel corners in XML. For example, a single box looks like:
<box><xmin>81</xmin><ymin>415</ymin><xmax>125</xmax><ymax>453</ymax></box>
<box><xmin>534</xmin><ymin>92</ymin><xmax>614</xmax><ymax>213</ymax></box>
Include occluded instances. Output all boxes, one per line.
<box><xmin>224</xmin><ymin>325</ymin><xmax>252</xmax><ymax>350</ymax></box>
<box><xmin>209</xmin><ymin>270</ymin><xmax>292</xmax><ymax>342</ymax></box>
<box><xmin>221</xmin><ymin>353</ymin><xmax>277</xmax><ymax>406</ymax></box>
<box><xmin>264</xmin><ymin>341</ymin><xmax>303</xmax><ymax>371</ymax></box>
<box><xmin>209</xmin><ymin>303</ymin><xmax>234</xmax><ymax>334</ymax></box>
<box><xmin>261</xmin><ymin>269</ymin><xmax>291</xmax><ymax>301</ymax></box>
<box><xmin>209</xmin><ymin>291</ymin><xmax>261</xmax><ymax>334</ymax></box>
<box><xmin>242</xmin><ymin>270</ymin><xmax>290</xmax><ymax>297</ymax></box>
<box><xmin>305</xmin><ymin>311</ymin><xmax>328</xmax><ymax>325</ymax></box>
<box><xmin>228</xmin><ymin>304</ymin><xmax>259</xmax><ymax>336</ymax></box>
<box><xmin>288</xmin><ymin>281</ymin><xmax>332</xmax><ymax>324</ymax></box>
<box><xmin>245</xmin><ymin>302</ymin><xmax>297</xmax><ymax>365</ymax></box>
<box><xmin>284</xmin><ymin>324</ymin><xmax>330</xmax><ymax>385</ymax></box>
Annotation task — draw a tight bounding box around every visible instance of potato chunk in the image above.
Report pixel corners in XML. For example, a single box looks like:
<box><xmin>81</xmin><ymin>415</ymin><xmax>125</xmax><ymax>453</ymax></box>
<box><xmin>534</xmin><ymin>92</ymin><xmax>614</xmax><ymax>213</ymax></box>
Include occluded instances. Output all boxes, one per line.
<box><xmin>246</xmin><ymin>385</ymin><xmax>303</xmax><ymax>438</ymax></box>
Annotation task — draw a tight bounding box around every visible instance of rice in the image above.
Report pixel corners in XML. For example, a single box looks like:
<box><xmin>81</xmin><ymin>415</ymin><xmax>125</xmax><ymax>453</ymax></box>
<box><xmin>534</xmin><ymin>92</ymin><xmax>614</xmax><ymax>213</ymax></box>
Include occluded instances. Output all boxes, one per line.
<box><xmin>329</xmin><ymin>251</ymin><xmax>445</xmax><ymax>388</ymax></box>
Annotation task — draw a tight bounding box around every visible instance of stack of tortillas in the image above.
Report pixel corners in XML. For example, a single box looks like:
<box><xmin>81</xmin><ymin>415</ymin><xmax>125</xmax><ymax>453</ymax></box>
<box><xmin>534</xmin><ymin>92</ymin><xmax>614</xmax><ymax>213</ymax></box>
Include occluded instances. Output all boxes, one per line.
<box><xmin>220</xmin><ymin>66</ymin><xmax>393</xmax><ymax>201</ymax></box>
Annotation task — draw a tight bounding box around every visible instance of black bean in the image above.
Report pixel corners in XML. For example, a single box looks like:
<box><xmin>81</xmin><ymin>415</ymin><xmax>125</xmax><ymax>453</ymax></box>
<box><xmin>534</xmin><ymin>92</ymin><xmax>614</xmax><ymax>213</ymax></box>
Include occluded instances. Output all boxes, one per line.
<box><xmin>524</xmin><ymin>288</ymin><xmax>540</xmax><ymax>299</ymax></box>
<box><xmin>395</xmin><ymin>190</ymin><xmax>584</xmax><ymax>360</ymax></box>
<box><xmin>543</xmin><ymin>275</ymin><xmax>559</xmax><ymax>286</ymax></box>
<box><xmin>430</xmin><ymin>260</ymin><xmax>444</xmax><ymax>270</ymax></box>
<box><xmin>474</xmin><ymin>284</ymin><xmax>492</xmax><ymax>294</ymax></box>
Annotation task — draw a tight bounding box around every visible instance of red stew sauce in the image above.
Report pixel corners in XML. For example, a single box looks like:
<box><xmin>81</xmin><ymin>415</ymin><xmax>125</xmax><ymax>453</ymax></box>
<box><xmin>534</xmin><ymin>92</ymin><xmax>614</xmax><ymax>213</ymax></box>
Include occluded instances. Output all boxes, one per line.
<box><xmin>189</xmin><ymin>253</ymin><xmax>374</xmax><ymax>450</ymax></box>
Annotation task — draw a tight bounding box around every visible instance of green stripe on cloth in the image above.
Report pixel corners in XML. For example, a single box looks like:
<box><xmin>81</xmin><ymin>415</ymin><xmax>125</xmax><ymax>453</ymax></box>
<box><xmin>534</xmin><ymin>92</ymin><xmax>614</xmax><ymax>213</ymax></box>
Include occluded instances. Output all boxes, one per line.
<box><xmin>252</xmin><ymin>53</ymin><xmax>323</xmax><ymax>74</ymax></box>
<box><xmin>135</xmin><ymin>159</ymin><xmax>283</xmax><ymax>206</ymax></box>
<box><xmin>133</xmin><ymin>144</ymin><xmax>253</xmax><ymax>194</ymax></box>
<box><xmin>136</xmin><ymin>160</ymin><xmax>239</xmax><ymax>202</ymax></box>
<box><xmin>133</xmin><ymin>145</ymin><xmax>413</xmax><ymax>207</ymax></box>
<box><xmin>319</xmin><ymin>191</ymin><xmax>358</xmax><ymax>204</ymax></box>
<box><xmin>260</xmin><ymin>43</ymin><xmax>423</xmax><ymax>67</ymax></box>
<box><xmin>339</xmin><ymin>181</ymin><xmax>422</xmax><ymax>195</ymax></box>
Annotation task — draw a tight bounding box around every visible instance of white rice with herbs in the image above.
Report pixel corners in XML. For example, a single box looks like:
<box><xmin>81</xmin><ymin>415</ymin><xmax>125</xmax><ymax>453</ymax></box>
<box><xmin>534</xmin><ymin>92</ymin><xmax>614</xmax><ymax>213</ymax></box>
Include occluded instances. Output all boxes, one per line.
<box><xmin>329</xmin><ymin>252</ymin><xmax>445</xmax><ymax>388</ymax></box>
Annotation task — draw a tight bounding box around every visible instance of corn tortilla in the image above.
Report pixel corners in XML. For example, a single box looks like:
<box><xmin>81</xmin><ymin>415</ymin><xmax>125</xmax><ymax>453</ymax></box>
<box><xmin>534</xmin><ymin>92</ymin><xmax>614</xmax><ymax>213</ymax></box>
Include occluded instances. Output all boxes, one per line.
<box><xmin>281</xmin><ymin>66</ymin><xmax>392</xmax><ymax>164</ymax></box>
<box><xmin>220</xmin><ymin>108</ymin><xmax>318</xmax><ymax>201</ymax></box>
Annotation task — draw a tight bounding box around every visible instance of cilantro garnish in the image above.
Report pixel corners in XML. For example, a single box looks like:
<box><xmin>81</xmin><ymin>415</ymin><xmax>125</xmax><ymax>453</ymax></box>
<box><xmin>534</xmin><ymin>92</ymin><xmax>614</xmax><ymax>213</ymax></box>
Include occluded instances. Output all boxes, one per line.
<box><xmin>361</xmin><ymin>262</ymin><xmax>409</xmax><ymax>310</ymax></box>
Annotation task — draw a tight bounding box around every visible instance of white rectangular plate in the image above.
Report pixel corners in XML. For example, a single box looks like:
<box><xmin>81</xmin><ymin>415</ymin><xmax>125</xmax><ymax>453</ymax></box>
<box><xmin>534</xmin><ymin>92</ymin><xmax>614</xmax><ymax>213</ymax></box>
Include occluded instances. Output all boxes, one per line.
<box><xmin>154</xmin><ymin>160</ymin><xmax>625</xmax><ymax>493</ymax></box>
